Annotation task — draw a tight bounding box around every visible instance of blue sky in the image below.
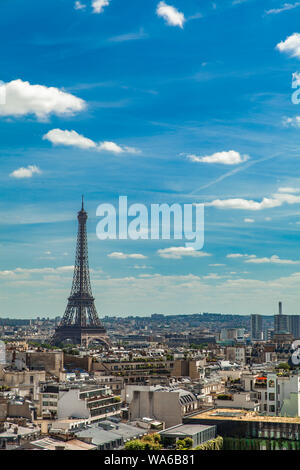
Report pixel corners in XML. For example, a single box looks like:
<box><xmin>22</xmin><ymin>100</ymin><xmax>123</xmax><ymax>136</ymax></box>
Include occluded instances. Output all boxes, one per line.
<box><xmin>2</xmin><ymin>0</ymin><xmax>300</xmax><ymax>317</ymax></box>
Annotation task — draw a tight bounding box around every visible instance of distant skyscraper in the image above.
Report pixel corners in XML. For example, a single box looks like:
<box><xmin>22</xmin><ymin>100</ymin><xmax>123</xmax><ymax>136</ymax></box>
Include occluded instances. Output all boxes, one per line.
<box><xmin>289</xmin><ymin>316</ymin><xmax>300</xmax><ymax>339</ymax></box>
<box><xmin>274</xmin><ymin>302</ymin><xmax>291</xmax><ymax>334</ymax></box>
<box><xmin>251</xmin><ymin>314</ymin><xmax>263</xmax><ymax>341</ymax></box>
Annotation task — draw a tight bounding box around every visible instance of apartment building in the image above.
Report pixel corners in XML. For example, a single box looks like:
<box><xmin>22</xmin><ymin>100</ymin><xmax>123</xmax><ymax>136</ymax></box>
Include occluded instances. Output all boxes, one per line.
<box><xmin>226</xmin><ymin>346</ymin><xmax>246</xmax><ymax>365</ymax></box>
<box><xmin>0</xmin><ymin>368</ymin><xmax>45</xmax><ymax>401</ymax></box>
<box><xmin>39</xmin><ymin>382</ymin><xmax>122</xmax><ymax>422</ymax></box>
<box><xmin>127</xmin><ymin>385</ymin><xmax>201</xmax><ymax>428</ymax></box>
<box><xmin>265</xmin><ymin>372</ymin><xmax>300</xmax><ymax>417</ymax></box>
<box><xmin>93</xmin><ymin>358</ymin><xmax>174</xmax><ymax>385</ymax></box>
<box><xmin>242</xmin><ymin>371</ymin><xmax>300</xmax><ymax>417</ymax></box>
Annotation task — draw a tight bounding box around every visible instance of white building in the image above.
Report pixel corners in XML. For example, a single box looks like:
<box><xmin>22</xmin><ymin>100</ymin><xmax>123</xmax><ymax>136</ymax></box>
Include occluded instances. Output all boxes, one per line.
<box><xmin>127</xmin><ymin>385</ymin><xmax>201</xmax><ymax>428</ymax></box>
<box><xmin>266</xmin><ymin>372</ymin><xmax>300</xmax><ymax>417</ymax></box>
<box><xmin>40</xmin><ymin>383</ymin><xmax>122</xmax><ymax>422</ymax></box>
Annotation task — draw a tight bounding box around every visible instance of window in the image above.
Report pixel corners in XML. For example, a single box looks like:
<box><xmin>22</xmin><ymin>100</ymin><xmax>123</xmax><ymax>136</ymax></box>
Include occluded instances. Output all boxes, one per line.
<box><xmin>269</xmin><ymin>393</ymin><xmax>275</xmax><ymax>401</ymax></box>
<box><xmin>269</xmin><ymin>405</ymin><xmax>275</xmax><ymax>412</ymax></box>
<box><xmin>268</xmin><ymin>379</ymin><xmax>275</xmax><ymax>388</ymax></box>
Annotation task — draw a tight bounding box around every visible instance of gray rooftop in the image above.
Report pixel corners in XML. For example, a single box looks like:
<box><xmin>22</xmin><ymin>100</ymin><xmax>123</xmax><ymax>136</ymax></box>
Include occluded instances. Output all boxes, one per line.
<box><xmin>0</xmin><ymin>425</ymin><xmax>40</xmax><ymax>440</ymax></box>
<box><xmin>99</xmin><ymin>421</ymin><xmax>146</xmax><ymax>440</ymax></box>
<box><xmin>75</xmin><ymin>421</ymin><xmax>145</xmax><ymax>446</ymax></box>
<box><xmin>160</xmin><ymin>423</ymin><xmax>215</xmax><ymax>437</ymax></box>
<box><xmin>75</xmin><ymin>428</ymin><xmax>123</xmax><ymax>446</ymax></box>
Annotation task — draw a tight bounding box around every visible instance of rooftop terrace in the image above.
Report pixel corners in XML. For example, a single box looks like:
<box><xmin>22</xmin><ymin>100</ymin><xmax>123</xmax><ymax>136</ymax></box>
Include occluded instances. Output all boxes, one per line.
<box><xmin>189</xmin><ymin>408</ymin><xmax>300</xmax><ymax>424</ymax></box>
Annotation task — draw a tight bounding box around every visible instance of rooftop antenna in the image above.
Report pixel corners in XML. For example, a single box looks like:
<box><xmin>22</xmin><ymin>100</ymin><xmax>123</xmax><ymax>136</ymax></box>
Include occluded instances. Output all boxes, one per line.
<box><xmin>81</xmin><ymin>194</ymin><xmax>84</xmax><ymax>211</ymax></box>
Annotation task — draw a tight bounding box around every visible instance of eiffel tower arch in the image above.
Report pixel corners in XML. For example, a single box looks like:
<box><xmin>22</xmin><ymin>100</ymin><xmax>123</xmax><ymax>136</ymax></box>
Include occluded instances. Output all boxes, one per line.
<box><xmin>51</xmin><ymin>198</ymin><xmax>110</xmax><ymax>348</ymax></box>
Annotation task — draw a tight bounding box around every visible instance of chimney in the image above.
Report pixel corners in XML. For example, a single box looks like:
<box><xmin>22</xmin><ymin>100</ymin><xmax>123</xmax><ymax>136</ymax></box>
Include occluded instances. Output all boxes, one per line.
<box><xmin>279</xmin><ymin>301</ymin><xmax>282</xmax><ymax>316</ymax></box>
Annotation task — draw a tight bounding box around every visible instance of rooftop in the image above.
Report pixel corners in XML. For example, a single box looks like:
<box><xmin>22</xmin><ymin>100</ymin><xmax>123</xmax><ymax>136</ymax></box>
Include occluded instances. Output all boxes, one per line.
<box><xmin>75</xmin><ymin>421</ymin><xmax>145</xmax><ymax>445</ymax></box>
<box><xmin>27</xmin><ymin>437</ymin><xmax>97</xmax><ymax>451</ymax></box>
<box><xmin>160</xmin><ymin>423</ymin><xmax>215</xmax><ymax>437</ymax></box>
<box><xmin>189</xmin><ymin>408</ymin><xmax>300</xmax><ymax>424</ymax></box>
<box><xmin>0</xmin><ymin>424</ymin><xmax>40</xmax><ymax>439</ymax></box>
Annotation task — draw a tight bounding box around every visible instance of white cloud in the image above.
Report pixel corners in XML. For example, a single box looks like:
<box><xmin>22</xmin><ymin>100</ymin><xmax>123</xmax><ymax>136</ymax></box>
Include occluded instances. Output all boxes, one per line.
<box><xmin>122</xmin><ymin>146</ymin><xmax>141</xmax><ymax>154</ymax></box>
<box><xmin>276</xmin><ymin>33</ymin><xmax>300</xmax><ymax>59</ymax></box>
<box><xmin>283</xmin><ymin>116</ymin><xmax>300</xmax><ymax>127</ymax></box>
<box><xmin>0</xmin><ymin>266</ymin><xmax>74</xmax><ymax>279</ymax></box>
<box><xmin>156</xmin><ymin>2</ymin><xmax>185</xmax><ymax>28</ymax></box>
<box><xmin>0</xmin><ymin>79</ymin><xmax>85</xmax><ymax>119</ymax></box>
<box><xmin>43</xmin><ymin>129</ymin><xmax>140</xmax><ymax>154</ymax></box>
<box><xmin>278</xmin><ymin>187</ymin><xmax>300</xmax><ymax>193</ymax></box>
<box><xmin>187</xmin><ymin>150</ymin><xmax>249</xmax><ymax>165</ymax></box>
<box><xmin>227</xmin><ymin>253</ymin><xmax>249</xmax><ymax>258</ymax></box>
<box><xmin>206</xmin><ymin>197</ymin><xmax>281</xmax><ymax>210</ymax></box>
<box><xmin>74</xmin><ymin>1</ymin><xmax>86</xmax><ymax>9</ymax></box>
<box><xmin>244</xmin><ymin>218</ymin><xmax>254</xmax><ymax>223</ymax></box>
<box><xmin>203</xmin><ymin>273</ymin><xmax>224</xmax><ymax>280</ymax></box>
<box><xmin>108</xmin><ymin>29</ymin><xmax>148</xmax><ymax>43</ymax></box>
<box><xmin>157</xmin><ymin>246</ymin><xmax>211</xmax><ymax>259</ymax></box>
<box><xmin>92</xmin><ymin>0</ymin><xmax>110</xmax><ymax>14</ymax></box>
<box><xmin>273</xmin><ymin>192</ymin><xmax>300</xmax><ymax>204</ymax></box>
<box><xmin>245</xmin><ymin>255</ymin><xmax>300</xmax><ymax>265</ymax></box>
<box><xmin>98</xmin><ymin>141</ymin><xmax>124</xmax><ymax>153</ymax></box>
<box><xmin>108</xmin><ymin>252</ymin><xmax>147</xmax><ymax>259</ymax></box>
<box><xmin>207</xmin><ymin>189</ymin><xmax>300</xmax><ymax>211</ymax></box>
<box><xmin>43</xmin><ymin>129</ymin><xmax>96</xmax><ymax>149</ymax></box>
<box><xmin>266</xmin><ymin>2</ymin><xmax>300</xmax><ymax>14</ymax></box>
<box><xmin>10</xmin><ymin>165</ymin><xmax>41</xmax><ymax>179</ymax></box>
<box><xmin>227</xmin><ymin>253</ymin><xmax>300</xmax><ymax>265</ymax></box>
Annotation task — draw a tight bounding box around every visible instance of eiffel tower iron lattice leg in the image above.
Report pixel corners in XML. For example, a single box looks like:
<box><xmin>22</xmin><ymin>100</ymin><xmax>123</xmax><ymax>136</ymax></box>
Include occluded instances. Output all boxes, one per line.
<box><xmin>51</xmin><ymin>197</ymin><xmax>110</xmax><ymax>348</ymax></box>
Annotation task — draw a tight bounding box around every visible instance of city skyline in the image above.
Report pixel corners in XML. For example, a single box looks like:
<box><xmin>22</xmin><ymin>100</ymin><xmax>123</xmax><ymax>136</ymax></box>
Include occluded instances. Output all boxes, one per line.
<box><xmin>2</xmin><ymin>0</ymin><xmax>300</xmax><ymax>316</ymax></box>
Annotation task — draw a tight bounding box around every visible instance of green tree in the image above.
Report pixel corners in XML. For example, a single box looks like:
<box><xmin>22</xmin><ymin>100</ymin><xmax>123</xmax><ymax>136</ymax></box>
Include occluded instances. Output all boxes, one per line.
<box><xmin>176</xmin><ymin>437</ymin><xmax>193</xmax><ymax>450</ymax></box>
<box><xmin>124</xmin><ymin>440</ymin><xmax>146</xmax><ymax>450</ymax></box>
<box><xmin>124</xmin><ymin>434</ymin><xmax>162</xmax><ymax>450</ymax></box>
<box><xmin>195</xmin><ymin>436</ymin><xmax>223</xmax><ymax>450</ymax></box>
<box><xmin>276</xmin><ymin>362</ymin><xmax>290</xmax><ymax>370</ymax></box>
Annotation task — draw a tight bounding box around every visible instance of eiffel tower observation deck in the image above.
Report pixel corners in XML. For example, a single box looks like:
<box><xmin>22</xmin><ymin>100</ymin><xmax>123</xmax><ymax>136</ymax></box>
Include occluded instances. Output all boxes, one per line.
<box><xmin>51</xmin><ymin>197</ymin><xmax>110</xmax><ymax>348</ymax></box>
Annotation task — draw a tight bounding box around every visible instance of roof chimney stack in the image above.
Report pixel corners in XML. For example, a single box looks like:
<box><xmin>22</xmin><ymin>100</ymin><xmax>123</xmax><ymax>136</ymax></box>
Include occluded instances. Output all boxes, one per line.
<box><xmin>279</xmin><ymin>301</ymin><xmax>282</xmax><ymax>316</ymax></box>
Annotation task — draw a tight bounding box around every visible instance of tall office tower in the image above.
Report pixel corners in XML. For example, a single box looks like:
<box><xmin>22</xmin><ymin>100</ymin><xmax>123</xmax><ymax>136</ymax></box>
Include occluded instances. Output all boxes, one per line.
<box><xmin>51</xmin><ymin>198</ymin><xmax>110</xmax><ymax>348</ymax></box>
<box><xmin>251</xmin><ymin>314</ymin><xmax>263</xmax><ymax>341</ymax></box>
<box><xmin>274</xmin><ymin>302</ymin><xmax>291</xmax><ymax>334</ymax></box>
<box><xmin>289</xmin><ymin>316</ymin><xmax>300</xmax><ymax>339</ymax></box>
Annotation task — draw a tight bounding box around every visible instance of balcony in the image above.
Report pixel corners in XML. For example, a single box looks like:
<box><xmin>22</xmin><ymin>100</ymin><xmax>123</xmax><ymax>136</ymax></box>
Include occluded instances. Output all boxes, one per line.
<box><xmin>254</xmin><ymin>382</ymin><xmax>267</xmax><ymax>389</ymax></box>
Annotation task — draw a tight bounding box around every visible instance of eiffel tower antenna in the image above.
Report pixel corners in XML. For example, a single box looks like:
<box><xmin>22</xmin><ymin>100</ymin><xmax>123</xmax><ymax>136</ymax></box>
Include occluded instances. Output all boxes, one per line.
<box><xmin>51</xmin><ymin>198</ymin><xmax>110</xmax><ymax>348</ymax></box>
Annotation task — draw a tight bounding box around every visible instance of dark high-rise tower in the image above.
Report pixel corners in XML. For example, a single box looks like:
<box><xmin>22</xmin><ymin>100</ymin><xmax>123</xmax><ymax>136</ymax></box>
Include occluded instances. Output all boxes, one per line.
<box><xmin>51</xmin><ymin>198</ymin><xmax>109</xmax><ymax>347</ymax></box>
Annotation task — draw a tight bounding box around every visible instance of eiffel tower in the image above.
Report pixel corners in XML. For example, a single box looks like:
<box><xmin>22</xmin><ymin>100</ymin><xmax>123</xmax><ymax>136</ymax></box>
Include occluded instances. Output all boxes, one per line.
<box><xmin>51</xmin><ymin>197</ymin><xmax>110</xmax><ymax>348</ymax></box>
